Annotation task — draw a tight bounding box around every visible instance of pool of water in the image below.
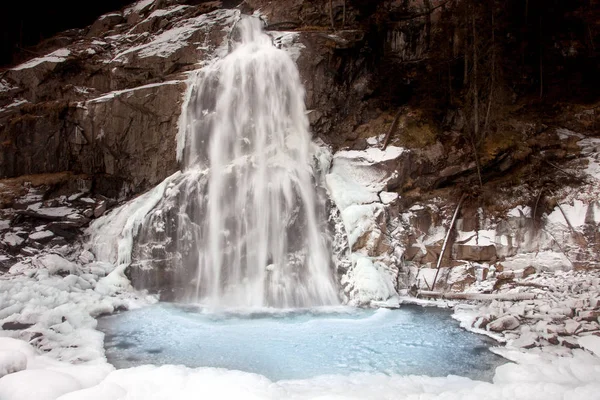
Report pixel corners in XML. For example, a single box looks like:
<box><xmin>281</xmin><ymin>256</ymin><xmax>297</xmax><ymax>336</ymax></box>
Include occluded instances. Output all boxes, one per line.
<box><xmin>98</xmin><ymin>304</ymin><xmax>507</xmax><ymax>382</ymax></box>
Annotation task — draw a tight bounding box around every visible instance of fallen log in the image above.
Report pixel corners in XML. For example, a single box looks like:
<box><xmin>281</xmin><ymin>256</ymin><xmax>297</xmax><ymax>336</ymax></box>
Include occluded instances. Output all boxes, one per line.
<box><xmin>417</xmin><ymin>291</ymin><xmax>537</xmax><ymax>301</ymax></box>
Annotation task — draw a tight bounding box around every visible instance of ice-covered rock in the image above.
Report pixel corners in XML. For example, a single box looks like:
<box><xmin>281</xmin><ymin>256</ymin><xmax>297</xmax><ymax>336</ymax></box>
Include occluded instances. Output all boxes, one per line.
<box><xmin>341</xmin><ymin>255</ymin><xmax>398</xmax><ymax>307</ymax></box>
<box><xmin>488</xmin><ymin>315</ymin><xmax>520</xmax><ymax>332</ymax></box>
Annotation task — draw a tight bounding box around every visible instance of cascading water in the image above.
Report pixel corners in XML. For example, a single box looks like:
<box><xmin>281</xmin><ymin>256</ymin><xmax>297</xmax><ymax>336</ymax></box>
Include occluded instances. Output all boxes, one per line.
<box><xmin>174</xmin><ymin>16</ymin><xmax>339</xmax><ymax>308</ymax></box>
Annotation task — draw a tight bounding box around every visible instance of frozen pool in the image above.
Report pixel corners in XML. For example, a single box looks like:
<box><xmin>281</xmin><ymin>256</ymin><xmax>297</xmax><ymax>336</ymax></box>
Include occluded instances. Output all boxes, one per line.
<box><xmin>98</xmin><ymin>304</ymin><xmax>507</xmax><ymax>381</ymax></box>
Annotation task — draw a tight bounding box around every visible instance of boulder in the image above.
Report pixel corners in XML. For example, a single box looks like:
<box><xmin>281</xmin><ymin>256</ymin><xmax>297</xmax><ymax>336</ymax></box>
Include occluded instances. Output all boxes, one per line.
<box><xmin>578</xmin><ymin>310</ymin><xmax>600</xmax><ymax>322</ymax></box>
<box><xmin>488</xmin><ymin>315</ymin><xmax>520</xmax><ymax>332</ymax></box>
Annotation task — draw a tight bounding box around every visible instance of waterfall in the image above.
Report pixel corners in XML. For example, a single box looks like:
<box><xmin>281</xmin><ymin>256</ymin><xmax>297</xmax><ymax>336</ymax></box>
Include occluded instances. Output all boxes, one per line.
<box><xmin>174</xmin><ymin>16</ymin><xmax>339</xmax><ymax>308</ymax></box>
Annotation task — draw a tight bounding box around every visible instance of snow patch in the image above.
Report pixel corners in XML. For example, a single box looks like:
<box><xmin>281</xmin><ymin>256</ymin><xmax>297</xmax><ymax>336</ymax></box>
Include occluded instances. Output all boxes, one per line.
<box><xmin>124</xmin><ymin>0</ymin><xmax>155</xmax><ymax>16</ymax></box>
<box><xmin>11</xmin><ymin>49</ymin><xmax>71</xmax><ymax>71</ymax></box>
<box><xmin>113</xmin><ymin>10</ymin><xmax>236</xmax><ymax>61</ymax></box>
<box><xmin>502</xmin><ymin>251</ymin><xmax>572</xmax><ymax>271</ymax></box>
<box><xmin>87</xmin><ymin>80</ymin><xmax>183</xmax><ymax>104</ymax></box>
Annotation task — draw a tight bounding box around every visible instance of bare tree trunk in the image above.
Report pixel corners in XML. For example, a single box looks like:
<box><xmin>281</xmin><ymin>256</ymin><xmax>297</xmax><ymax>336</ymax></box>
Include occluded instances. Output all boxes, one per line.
<box><xmin>483</xmin><ymin>11</ymin><xmax>495</xmax><ymax>137</ymax></box>
<box><xmin>472</xmin><ymin>12</ymin><xmax>479</xmax><ymax>139</ymax></box>
<box><xmin>463</xmin><ymin>23</ymin><xmax>469</xmax><ymax>86</ymax></box>
<box><xmin>539</xmin><ymin>17</ymin><xmax>544</xmax><ymax>98</ymax></box>
<box><xmin>329</xmin><ymin>0</ymin><xmax>335</xmax><ymax>30</ymax></box>
<box><xmin>431</xmin><ymin>193</ymin><xmax>466</xmax><ymax>291</ymax></box>
<box><xmin>342</xmin><ymin>0</ymin><xmax>346</xmax><ymax>28</ymax></box>
<box><xmin>381</xmin><ymin>110</ymin><xmax>403</xmax><ymax>150</ymax></box>
<box><xmin>418</xmin><ymin>291</ymin><xmax>537</xmax><ymax>301</ymax></box>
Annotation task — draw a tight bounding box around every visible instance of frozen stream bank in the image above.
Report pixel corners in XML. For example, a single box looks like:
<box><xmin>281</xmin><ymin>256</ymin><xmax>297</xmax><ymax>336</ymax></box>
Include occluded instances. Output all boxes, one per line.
<box><xmin>98</xmin><ymin>304</ymin><xmax>505</xmax><ymax>381</ymax></box>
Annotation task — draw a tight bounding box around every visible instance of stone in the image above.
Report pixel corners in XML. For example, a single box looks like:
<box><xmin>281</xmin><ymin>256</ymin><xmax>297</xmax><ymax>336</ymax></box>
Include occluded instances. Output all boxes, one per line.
<box><xmin>561</xmin><ymin>337</ymin><xmax>580</xmax><ymax>349</ymax></box>
<box><xmin>546</xmin><ymin>335</ymin><xmax>560</xmax><ymax>345</ymax></box>
<box><xmin>548</xmin><ymin>324</ymin><xmax>568</xmax><ymax>336</ymax></box>
<box><xmin>511</xmin><ymin>332</ymin><xmax>538</xmax><ymax>349</ymax></box>
<box><xmin>578</xmin><ymin>310</ymin><xmax>600</xmax><ymax>322</ymax></box>
<box><xmin>93</xmin><ymin>201</ymin><xmax>107</xmax><ymax>218</ymax></box>
<box><xmin>78</xmin><ymin>250</ymin><xmax>95</xmax><ymax>264</ymax></box>
<box><xmin>1</xmin><ymin>321</ymin><xmax>34</xmax><ymax>331</ymax></box>
<box><xmin>28</xmin><ymin>230</ymin><xmax>54</xmax><ymax>243</ymax></box>
<box><xmin>564</xmin><ymin>320</ymin><xmax>581</xmax><ymax>335</ymax></box>
<box><xmin>488</xmin><ymin>315</ymin><xmax>520</xmax><ymax>332</ymax></box>
<box><xmin>522</xmin><ymin>265</ymin><xmax>537</xmax><ymax>278</ymax></box>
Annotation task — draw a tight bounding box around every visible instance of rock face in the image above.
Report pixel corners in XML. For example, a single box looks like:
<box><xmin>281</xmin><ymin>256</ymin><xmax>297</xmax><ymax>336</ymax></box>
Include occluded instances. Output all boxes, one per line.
<box><xmin>1</xmin><ymin>3</ymin><xmax>238</xmax><ymax>196</ymax></box>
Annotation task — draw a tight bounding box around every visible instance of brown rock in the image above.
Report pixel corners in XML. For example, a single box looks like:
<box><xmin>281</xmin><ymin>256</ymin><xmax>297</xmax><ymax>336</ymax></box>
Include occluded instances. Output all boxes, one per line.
<box><xmin>522</xmin><ymin>266</ymin><xmax>537</xmax><ymax>278</ymax></box>
<box><xmin>578</xmin><ymin>310</ymin><xmax>600</xmax><ymax>322</ymax></box>
<box><xmin>454</xmin><ymin>244</ymin><xmax>497</xmax><ymax>262</ymax></box>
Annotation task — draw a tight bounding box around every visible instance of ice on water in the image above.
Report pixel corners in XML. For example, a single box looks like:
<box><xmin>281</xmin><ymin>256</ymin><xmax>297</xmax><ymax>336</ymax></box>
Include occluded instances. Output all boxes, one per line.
<box><xmin>98</xmin><ymin>304</ymin><xmax>505</xmax><ymax>382</ymax></box>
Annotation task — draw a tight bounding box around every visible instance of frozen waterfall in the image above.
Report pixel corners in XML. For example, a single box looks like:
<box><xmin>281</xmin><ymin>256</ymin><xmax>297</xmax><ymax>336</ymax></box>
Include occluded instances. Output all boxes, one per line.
<box><xmin>174</xmin><ymin>16</ymin><xmax>339</xmax><ymax>307</ymax></box>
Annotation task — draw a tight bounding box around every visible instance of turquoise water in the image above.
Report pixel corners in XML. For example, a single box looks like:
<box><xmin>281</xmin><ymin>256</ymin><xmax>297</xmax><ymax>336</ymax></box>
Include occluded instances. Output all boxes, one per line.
<box><xmin>98</xmin><ymin>304</ymin><xmax>506</xmax><ymax>382</ymax></box>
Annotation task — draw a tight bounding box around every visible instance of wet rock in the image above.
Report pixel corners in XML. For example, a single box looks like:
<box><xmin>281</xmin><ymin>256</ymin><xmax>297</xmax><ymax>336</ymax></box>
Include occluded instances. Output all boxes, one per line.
<box><xmin>93</xmin><ymin>201</ymin><xmax>107</xmax><ymax>218</ymax></box>
<box><xmin>488</xmin><ymin>315</ymin><xmax>520</xmax><ymax>332</ymax></box>
<box><xmin>1</xmin><ymin>321</ymin><xmax>34</xmax><ymax>331</ymax></box>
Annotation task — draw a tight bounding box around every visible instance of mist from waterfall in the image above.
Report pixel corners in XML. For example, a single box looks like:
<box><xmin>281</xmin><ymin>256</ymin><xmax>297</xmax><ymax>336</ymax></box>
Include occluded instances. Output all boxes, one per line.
<box><xmin>176</xmin><ymin>16</ymin><xmax>339</xmax><ymax>308</ymax></box>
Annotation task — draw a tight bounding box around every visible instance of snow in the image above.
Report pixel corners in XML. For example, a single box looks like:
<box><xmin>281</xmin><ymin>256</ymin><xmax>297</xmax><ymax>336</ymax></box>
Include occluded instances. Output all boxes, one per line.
<box><xmin>335</xmin><ymin>146</ymin><xmax>406</xmax><ymax>163</ymax></box>
<box><xmin>272</xmin><ymin>31</ymin><xmax>305</xmax><ymax>62</ymax></box>
<box><xmin>0</xmin><ymin>369</ymin><xmax>82</xmax><ymax>400</ymax></box>
<box><xmin>2</xmin><ymin>233</ymin><xmax>24</xmax><ymax>247</ymax></box>
<box><xmin>11</xmin><ymin>49</ymin><xmax>71</xmax><ymax>71</ymax></box>
<box><xmin>0</xmin><ymin>99</ymin><xmax>28</xmax><ymax>114</ymax></box>
<box><xmin>0</xmin><ymin>79</ymin><xmax>16</xmax><ymax>93</ymax></box>
<box><xmin>22</xmin><ymin>354</ymin><xmax>599</xmax><ymax>400</ymax></box>
<box><xmin>503</xmin><ymin>251</ymin><xmax>573</xmax><ymax>271</ymax></box>
<box><xmin>147</xmin><ymin>5</ymin><xmax>187</xmax><ymax>19</ymax></box>
<box><xmin>32</xmin><ymin>254</ymin><xmax>77</xmax><ymax>275</ymax></box>
<box><xmin>124</xmin><ymin>0</ymin><xmax>155</xmax><ymax>16</ymax></box>
<box><xmin>379</xmin><ymin>191</ymin><xmax>399</xmax><ymax>205</ymax></box>
<box><xmin>29</xmin><ymin>230</ymin><xmax>54</xmax><ymax>241</ymax></box>
<box><xmin>98</xmin><ymin>13</ymin><xmax>121</xmax><ymax>20</ymax></box>
<box><xmin>546</xmin><ymin>200</ymin><xmax>588</xmax><ymax>229</ymax></box>
<box><xmin>113</xmin><ymin>10</ymin><xmax>236</xmax><ymax>61</ymax></box>
<box><xmin>508</xmin><ymin>205</ymin><xmax>532</xmax><ymax>218</ymax></box>
<box><xmin>87</xmin><ymin>80</ymin><xmax>183</xmax><ymax>103</ymax></box>
<box><xmin>56</xmin><ymin>382</ymin><xmax>126</xmax><ymax>400</ymax></box>
<box><xmin>26</xmin><ymin>203</ymin><xmax>76</xmax><ymax>218</ymax></box>
<box><xmin>579</xmin><ymin>336</ymin><xmax>600</xmax><ymax>357</ymax></box>
<box><xmin>0</xmin><ymin>351</ymin><xmax>27</xmax><ymax>377</ymax></box>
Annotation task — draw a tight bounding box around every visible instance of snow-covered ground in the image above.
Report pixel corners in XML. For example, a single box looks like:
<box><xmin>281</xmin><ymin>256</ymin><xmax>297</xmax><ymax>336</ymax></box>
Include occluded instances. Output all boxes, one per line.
<box><xmin>1</xmin><ymin>209</ymin><xmax>599</xmax><ymax>399</ymax></box>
